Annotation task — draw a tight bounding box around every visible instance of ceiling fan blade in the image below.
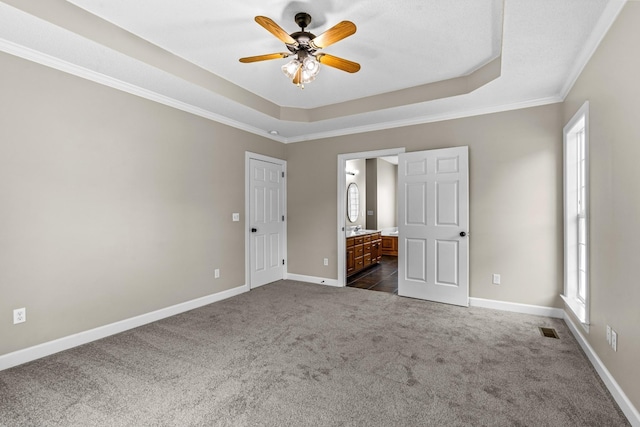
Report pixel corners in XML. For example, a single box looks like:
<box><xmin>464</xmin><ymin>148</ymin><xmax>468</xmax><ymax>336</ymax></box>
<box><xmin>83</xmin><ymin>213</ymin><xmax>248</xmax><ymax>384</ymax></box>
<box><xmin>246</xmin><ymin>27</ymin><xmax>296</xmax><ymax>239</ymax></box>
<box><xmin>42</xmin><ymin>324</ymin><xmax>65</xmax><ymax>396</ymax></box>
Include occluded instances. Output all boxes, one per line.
<box><xmin>292</xmin><ymin>63</ymin><xmax>303</xmax><ymax>85</ymax></box>
<box><xmin>309</xmin><ymin>21</ymin><xmax>356</xmax><ymax>49</ymax></box>
<box><xmin>239</xmin><ymin>53</ymin><xmax>290</xmax><ymax>63</ymax></box>
<box><xmin>317</xmin><ymin>53</ymin><xmax>360</xmax><ymax>73</ymax></box>
<box><xmin>255</xmin><ymin>16</ymin><xmax>298</xmax><ymax>46</ymax></box>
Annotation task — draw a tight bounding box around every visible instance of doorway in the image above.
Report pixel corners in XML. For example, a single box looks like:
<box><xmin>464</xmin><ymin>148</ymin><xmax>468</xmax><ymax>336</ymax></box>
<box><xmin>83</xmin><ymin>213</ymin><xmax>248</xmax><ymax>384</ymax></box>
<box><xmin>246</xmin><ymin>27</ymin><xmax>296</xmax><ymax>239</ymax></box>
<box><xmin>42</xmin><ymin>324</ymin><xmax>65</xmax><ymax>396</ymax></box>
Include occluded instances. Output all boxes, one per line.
<box><xmin>338</xmin><ymin>147</ymin><xmax>469</xmax><ymax>307</ymax></box>
<box><xmin>337</xmin><ymin>148</ymin><xmax>405</xmax><ymax>287</ymax></box>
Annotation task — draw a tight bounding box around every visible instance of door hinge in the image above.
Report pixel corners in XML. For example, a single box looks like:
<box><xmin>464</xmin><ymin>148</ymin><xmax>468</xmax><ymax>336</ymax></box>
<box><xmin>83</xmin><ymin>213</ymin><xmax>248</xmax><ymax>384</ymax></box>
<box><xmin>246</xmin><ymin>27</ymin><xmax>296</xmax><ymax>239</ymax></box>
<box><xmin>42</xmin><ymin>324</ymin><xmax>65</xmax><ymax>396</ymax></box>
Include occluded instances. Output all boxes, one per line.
<box><xmin>282</xmin><ymin>259</ymin><xmax>285</xmax><ymax>265</ymax></box>
<box><xmin>281</xmin><ymin>171</ymin><xmax>285</xmax><ymax>178</ymax></box>
<box><xmin>282</xmin><ymin>215</ymin><xmax>285</xmax><ymax>221</ymax></box>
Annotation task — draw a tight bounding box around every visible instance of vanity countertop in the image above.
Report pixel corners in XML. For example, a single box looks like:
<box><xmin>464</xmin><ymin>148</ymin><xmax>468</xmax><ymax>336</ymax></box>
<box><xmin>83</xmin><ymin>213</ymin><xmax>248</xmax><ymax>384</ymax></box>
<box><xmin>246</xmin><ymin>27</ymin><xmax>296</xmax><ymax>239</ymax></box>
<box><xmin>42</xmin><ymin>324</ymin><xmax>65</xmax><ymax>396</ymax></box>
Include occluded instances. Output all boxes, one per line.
<box><xmin>346</xmin><ymin>229</ymin><xmax>380</xmax><ymax>237</ymax></box>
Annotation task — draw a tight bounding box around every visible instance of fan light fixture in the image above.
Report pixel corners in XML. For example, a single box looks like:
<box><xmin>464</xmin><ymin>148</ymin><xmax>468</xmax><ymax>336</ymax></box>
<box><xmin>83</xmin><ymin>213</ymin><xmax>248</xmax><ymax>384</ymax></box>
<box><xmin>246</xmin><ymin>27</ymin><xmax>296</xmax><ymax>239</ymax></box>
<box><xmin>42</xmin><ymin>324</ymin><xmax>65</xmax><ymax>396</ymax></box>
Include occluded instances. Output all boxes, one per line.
<box><xmin>282</xmin><ymin>52</ymin><xmax>321</xmax><ymax>87</ymax></box>
<box><xmin>239</xmin><ymin>13</ymin><xmax>360</xmax><ymax>89</ymax></box>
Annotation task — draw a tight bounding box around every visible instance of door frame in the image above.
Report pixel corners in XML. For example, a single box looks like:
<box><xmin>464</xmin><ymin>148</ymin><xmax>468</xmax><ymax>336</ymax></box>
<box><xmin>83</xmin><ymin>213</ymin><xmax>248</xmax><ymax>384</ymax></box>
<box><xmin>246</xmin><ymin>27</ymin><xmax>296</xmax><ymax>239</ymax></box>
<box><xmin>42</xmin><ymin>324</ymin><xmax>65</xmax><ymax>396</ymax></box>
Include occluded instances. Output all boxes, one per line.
<box><xmin>245</xmin><ymin>152</ymin><xmax>287</xmax><ymax>289</ymax></box>
<box><xmin>337</xmin><ymin>148</ymin><xmax>405</xmax><ymax>286</ymax></box>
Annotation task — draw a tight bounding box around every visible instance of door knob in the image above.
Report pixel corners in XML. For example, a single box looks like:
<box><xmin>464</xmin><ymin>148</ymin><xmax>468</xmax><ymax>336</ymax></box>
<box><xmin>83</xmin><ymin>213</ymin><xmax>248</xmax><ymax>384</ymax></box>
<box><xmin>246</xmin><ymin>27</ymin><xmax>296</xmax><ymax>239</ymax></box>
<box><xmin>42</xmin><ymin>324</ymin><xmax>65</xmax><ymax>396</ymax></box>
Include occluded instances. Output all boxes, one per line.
<box><xmin>251</xmin><ymin>228</ymin><xmax>257</xmax><ymax>233</ymax></box>
<box><xmin>459</xmin><ymin>231</ymin><xmax>466</xmax><ymax>237</ymax></box>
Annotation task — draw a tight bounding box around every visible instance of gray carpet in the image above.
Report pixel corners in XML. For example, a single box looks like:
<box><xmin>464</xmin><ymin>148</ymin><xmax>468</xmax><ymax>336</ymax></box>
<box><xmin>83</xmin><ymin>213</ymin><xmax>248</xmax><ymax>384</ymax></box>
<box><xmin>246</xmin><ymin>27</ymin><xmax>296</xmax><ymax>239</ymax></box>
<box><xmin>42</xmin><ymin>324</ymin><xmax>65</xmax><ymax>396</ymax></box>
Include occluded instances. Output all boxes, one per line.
<box><xmin>0</xmin><ymin>280</ymin><xmax>630</xmax><ymax>426</ymax></box>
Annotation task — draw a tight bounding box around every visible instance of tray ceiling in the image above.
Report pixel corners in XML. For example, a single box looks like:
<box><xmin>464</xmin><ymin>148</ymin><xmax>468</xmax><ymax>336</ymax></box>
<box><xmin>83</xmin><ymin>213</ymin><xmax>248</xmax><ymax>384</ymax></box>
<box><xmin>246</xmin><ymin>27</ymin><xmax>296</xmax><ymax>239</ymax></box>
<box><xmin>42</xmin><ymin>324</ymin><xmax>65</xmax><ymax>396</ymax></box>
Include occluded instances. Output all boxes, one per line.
<box><xmin>0</xmin><ymin>0</ymin><xmax>626</xmax><ymax>142</ymax></box>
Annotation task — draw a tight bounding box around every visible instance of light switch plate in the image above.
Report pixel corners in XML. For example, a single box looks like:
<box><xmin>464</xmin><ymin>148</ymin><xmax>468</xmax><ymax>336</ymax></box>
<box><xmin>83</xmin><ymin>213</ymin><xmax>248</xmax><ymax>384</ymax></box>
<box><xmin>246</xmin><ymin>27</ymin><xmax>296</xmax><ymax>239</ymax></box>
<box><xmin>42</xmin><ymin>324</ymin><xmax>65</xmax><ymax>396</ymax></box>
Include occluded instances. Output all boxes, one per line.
<box><xmin>492</xmin><ymin>274</ymin><xmax>501</xmax><ymax>285</ymax></box>
<box><xmin>232</xmin><ymin>213</ymin><xmax>240</xmax><ymax>222</ymax></box>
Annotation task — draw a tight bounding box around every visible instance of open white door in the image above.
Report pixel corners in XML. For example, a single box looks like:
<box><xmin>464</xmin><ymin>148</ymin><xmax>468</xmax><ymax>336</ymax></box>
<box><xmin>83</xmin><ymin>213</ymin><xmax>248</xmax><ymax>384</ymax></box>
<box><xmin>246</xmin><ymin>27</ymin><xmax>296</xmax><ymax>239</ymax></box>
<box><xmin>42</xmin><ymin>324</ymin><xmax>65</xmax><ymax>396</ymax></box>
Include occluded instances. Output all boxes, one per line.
<box><xmin>397</xmin><ymin>146</ymin><xmax>469</xmax><ymax>306</ymax></box>
<box><xmin>249</xmin><ymin>157</ymin><xmax>285</xmax><ymax>288</ymax></box>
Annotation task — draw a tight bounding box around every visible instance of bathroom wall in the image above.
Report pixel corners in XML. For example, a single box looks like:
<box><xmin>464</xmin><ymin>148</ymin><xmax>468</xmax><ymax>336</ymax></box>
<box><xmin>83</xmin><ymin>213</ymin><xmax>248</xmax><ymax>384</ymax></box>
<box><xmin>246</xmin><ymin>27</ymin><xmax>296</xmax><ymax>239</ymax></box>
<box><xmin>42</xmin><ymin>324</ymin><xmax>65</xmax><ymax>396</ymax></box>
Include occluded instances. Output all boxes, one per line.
<box><xmin>365</xmin><ymin>159</ymin><xmax>377</xmax><ymax>230</ymax></box>
<box><xmin>365</xmin><ymin>158</ymin><xmax>397</xmax><ymax>230</ymax></box>
<box><xmin>376</xmin><ymin>159</ymin><xmax>397</xmax><ymax>230</ymax></box>
<box><xmin>345</xmin><ymin>158</ymin><xmax>366</xmax><ymax>229</ymax></box>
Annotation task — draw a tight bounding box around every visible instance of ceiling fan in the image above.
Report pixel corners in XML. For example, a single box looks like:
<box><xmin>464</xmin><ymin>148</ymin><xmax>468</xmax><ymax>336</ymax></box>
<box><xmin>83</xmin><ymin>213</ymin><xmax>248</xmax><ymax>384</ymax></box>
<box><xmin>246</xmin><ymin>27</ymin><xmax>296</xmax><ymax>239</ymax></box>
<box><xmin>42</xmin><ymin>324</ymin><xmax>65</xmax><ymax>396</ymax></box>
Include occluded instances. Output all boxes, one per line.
<box><xmin>239</xmin><ymin>12</ymin><xmax>360</xmax><ymax>88</ymax></box>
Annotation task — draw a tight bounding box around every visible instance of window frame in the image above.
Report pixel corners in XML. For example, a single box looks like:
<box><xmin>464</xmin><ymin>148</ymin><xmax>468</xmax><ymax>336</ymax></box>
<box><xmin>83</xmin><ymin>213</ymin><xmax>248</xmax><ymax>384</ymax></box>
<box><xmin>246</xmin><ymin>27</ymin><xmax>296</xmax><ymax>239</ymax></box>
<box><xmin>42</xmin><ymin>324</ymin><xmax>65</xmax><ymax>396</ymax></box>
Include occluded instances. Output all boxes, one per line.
<box><xmin>562</xmin><ymin>101</ymin><xmax>590</xmax><ymax>332</ymax></box>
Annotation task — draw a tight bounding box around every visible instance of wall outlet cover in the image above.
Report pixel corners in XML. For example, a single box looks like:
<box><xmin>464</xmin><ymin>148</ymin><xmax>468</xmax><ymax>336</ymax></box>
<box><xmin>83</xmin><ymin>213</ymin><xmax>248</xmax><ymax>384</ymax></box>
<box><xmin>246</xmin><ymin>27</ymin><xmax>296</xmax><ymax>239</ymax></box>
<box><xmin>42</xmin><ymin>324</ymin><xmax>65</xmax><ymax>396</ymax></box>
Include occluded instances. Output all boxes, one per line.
<box><xmin>611</xmin><ymin>330</ymin><xmax>617</xmax><ymax>352</ymax></box>
<box><xmin>13</xmin><ymin>308</ymin><xmax>26</xmax><ymax>324</ymax></box>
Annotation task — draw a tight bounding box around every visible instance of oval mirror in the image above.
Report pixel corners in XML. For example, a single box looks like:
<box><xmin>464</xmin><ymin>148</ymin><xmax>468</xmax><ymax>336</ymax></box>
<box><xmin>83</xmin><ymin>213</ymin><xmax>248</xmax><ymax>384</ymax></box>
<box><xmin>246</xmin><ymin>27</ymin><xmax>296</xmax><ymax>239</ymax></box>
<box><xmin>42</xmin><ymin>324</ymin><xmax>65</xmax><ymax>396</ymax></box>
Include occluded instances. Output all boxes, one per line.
<box><xmin>347</xmin><ymin>182</ymin><xmax>359</xmax><ymax>223</ymax></box>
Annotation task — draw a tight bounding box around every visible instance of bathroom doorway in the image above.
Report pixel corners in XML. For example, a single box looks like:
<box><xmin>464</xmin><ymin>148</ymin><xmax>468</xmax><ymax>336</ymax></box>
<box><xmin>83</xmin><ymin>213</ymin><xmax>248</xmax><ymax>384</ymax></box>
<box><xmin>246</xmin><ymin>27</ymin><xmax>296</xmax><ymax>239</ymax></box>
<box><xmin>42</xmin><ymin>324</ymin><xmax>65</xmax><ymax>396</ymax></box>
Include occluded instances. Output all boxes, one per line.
<box><xmin>337</xmin><ymin>148</ymin><xmax>405</xmax><ymax>288</ymax></box>
<box><xmin>338</xmin><ymin>147</ymin><xmax>469</xmax><ymax>307</ymax></box>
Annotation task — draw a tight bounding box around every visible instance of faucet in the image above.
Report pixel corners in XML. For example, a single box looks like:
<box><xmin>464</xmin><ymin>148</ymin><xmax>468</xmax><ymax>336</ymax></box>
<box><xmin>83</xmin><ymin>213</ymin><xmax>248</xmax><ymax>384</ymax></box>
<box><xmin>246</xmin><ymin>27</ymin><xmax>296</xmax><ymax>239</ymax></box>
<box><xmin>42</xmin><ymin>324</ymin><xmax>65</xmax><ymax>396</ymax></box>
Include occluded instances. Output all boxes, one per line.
<box><xmin>355</xmin><ymin>225</ymin><xmax>362</xmax><ymax>232</ymax></box>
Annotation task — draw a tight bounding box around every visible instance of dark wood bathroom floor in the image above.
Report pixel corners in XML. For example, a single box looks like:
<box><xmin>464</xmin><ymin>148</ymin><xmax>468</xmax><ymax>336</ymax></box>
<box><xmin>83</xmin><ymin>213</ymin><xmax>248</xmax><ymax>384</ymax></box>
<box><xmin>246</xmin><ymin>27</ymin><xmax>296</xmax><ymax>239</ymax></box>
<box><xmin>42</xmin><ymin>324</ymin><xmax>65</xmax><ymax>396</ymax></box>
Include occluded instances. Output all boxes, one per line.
<box><xmin>346</xmin><ymin>255</ymin><xmax>398</xmax><ymax>294</ymax></box>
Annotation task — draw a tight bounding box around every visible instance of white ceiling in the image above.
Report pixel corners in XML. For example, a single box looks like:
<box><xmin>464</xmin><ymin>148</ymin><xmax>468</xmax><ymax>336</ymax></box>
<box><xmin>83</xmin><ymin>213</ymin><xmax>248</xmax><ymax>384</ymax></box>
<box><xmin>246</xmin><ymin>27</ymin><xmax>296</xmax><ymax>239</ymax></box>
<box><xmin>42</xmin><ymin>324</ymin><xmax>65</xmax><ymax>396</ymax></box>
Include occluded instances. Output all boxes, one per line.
<box><xmin>0</xmin><ymin>0</ymin><xmax>627</xmax><ymax>143</ymax></box>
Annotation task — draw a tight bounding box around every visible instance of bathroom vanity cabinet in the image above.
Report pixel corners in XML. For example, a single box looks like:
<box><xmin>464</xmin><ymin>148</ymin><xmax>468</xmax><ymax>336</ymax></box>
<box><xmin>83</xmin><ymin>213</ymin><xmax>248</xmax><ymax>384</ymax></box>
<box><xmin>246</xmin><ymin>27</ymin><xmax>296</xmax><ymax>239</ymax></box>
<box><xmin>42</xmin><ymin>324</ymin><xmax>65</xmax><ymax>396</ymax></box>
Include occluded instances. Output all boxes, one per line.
<box><xmin>346</xmin><ymin>231</ymin><xmax>382</xmax><ymax>277</ymax></box>
<box><xmin>381</xmin><ymin>235</ymin><xmax>398</xmax><ymax>256</ymax></box>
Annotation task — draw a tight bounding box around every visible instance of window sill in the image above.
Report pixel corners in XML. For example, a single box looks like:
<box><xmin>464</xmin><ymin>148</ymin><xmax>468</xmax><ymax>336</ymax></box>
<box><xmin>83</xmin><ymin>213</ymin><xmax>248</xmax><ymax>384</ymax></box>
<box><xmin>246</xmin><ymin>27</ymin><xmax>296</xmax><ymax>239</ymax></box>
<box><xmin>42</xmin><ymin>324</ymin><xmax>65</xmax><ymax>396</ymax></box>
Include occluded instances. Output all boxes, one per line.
<box><xmin>561</xmin><ymin>294</ymin><xmax>590</xmax><ymax>333</ymax></box>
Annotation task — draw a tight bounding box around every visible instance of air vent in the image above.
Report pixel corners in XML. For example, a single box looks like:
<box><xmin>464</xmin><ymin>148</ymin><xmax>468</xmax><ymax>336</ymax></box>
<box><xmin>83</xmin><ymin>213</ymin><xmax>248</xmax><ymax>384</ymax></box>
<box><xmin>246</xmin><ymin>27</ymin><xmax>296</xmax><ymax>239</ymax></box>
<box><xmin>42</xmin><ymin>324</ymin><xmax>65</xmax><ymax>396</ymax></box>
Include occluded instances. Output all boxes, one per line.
<box><xmin>539</xmin><ymin>327</ymin><xmax>559</xmax><ymax>339</ymax></box>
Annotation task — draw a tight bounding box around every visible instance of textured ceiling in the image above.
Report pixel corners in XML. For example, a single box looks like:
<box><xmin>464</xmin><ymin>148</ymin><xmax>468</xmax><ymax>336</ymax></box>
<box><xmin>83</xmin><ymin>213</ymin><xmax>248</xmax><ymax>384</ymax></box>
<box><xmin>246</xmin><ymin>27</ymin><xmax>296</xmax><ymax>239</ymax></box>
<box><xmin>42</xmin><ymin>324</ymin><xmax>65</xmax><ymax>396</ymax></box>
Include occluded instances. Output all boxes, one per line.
<box><xmin>0</xmin><ymin>0</ymin><xmax>627</xmax><ymax>142</ymax></box>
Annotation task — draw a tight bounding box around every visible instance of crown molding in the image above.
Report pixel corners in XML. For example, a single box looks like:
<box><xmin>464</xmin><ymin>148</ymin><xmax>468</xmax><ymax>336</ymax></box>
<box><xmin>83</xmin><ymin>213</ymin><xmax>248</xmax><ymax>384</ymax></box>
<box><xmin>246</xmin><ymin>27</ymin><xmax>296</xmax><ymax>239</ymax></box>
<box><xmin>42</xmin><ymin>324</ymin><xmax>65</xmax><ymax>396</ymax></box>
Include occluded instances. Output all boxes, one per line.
<box><xmin>559</xmin><ymin>0</ymin><xmax>627</xmax><ymax>100</ymax></box>
<box><xmin>282</xmin><ymin>96</ymin><xmax>563</xmax><ymax>143</ymax></box>
<box><xmin>0</xmin><ymin>37</ymin><xmax>563</xmax><ymax>145</ymax></box>
<box><xmin>0</xmin><ymin>38</ymin><xmax>285</xmax><ymax>143</ymax></box>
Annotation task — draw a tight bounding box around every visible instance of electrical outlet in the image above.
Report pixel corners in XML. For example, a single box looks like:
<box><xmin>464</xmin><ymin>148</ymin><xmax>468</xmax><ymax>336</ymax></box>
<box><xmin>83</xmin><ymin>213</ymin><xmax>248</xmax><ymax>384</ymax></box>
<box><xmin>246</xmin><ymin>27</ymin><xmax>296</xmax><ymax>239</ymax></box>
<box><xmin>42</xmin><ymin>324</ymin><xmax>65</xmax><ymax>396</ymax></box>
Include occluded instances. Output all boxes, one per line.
<box><xmin>606</xmin><ymin>325</ymin><xmax>611</xmax><ymax>345</ymax></box>
<box><xmin>323</xmin><ymin>258</ymin><xmax>329</xmax><ymax>266</ymax></box>
<box><xmin>13</xmin><ymin>308</ymin><xmax>26</xmax><ymax>324</ymax></box>
<box><xmin>214</xmin><ymin>269</ymin><xmax>220</xmax><ymax>279</ymax></box>
<box><xmin>492</xmin><ymin>274</ymin><xmax>501</xmax><ymax>285</ymax></box>
<box><xmin>611</xmin><ymin>330</ymin><xmax>617</xmax><ymax>352</ymax></box>
<box><xmin>232</xmin><ymin>213</ymin><xmax>240</xmax><ymax>222</ymax></box>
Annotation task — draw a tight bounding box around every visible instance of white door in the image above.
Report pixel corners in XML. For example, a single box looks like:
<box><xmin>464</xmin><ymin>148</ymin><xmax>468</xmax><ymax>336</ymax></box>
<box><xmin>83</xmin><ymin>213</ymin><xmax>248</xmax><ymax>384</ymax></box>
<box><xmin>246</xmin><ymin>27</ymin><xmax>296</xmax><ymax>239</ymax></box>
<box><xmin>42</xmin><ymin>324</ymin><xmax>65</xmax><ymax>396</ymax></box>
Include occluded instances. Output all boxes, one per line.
<box><xmin>249</xmin><ymin>158</ymin><xmax>285</xmax><ymax>288</ymax></box>
<box><xmin>397</xmin><ymin>146</ymin><xmax>469</xmax><ymax>306</ymax></box>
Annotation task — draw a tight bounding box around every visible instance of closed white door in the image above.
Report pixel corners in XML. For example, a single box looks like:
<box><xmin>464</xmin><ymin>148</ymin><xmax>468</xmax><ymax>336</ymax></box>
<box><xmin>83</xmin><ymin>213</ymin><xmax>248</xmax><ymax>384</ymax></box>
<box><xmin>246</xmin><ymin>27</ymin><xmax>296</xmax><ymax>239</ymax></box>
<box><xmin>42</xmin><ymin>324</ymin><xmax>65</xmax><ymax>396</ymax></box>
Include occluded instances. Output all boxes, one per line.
<box><xmin>249</xmin><ymin>158</ymin><xmax>284</xmax><ymax>288</ymax></box>
<box><xmin>397</xmin><ymin>146</ymin><xmax>469</xmax><ymax>306</ymax></box>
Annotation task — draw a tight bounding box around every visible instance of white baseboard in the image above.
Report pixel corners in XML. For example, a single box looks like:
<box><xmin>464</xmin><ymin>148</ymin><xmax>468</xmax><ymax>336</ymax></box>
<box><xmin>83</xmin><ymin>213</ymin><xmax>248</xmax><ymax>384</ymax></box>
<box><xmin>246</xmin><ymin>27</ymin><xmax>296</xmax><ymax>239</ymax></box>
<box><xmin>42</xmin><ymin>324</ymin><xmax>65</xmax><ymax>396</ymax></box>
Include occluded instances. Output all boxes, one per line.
<box><xmin>285</xmin><ymin>273</ymin><xmax>342</xmax><ymax>287</ymax></box>
<box><xmin>564</xmin><ymin>314</ymin><xmax>640</xmax><ymax>427</ymax></box>
<box><xmin>0</xmin><ymin>284</ymin><xmax>249</xmax><ymax>372</ymax></box>
<box><xmin>469</xmin><ymin>297</ymin><xmax>564</xmax><ymax>318</ymax></box>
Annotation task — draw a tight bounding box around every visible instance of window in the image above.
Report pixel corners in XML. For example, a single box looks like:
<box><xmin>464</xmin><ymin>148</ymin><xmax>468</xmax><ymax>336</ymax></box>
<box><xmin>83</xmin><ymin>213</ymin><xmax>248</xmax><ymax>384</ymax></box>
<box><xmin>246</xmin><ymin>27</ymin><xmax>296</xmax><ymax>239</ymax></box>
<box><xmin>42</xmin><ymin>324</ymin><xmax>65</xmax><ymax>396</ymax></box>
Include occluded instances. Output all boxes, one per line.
<box><xmin>562</xmin><ymin>101</ymin><xmax>590</xmax><ymax>330</ymax></box>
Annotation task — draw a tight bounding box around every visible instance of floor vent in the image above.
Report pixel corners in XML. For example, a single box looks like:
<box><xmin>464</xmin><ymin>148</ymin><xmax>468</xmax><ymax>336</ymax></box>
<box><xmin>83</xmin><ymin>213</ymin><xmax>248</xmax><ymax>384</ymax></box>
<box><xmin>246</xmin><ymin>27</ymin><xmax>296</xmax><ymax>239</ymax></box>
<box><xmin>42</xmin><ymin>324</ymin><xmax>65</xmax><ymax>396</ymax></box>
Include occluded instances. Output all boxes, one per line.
<box><xmin>539</xmin><ymin>327</ymin><xmax>559</xmax><ymax>339</ymax></box>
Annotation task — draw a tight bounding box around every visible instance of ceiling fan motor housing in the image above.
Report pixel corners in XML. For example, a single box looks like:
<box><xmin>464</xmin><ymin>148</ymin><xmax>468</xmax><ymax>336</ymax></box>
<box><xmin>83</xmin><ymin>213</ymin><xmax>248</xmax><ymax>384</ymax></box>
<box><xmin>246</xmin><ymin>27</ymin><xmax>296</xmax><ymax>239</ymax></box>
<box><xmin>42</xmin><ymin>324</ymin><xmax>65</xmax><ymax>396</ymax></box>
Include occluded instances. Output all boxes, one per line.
<box><xmin>294</xmin><ymin>12</ymin><xmax>312</xmax><ymax>30</ymax></box>
<box><xmin>288</xmin><ymin>13</ymin><xmax>317</xmax><ymax>53</ymax></box>
<box><xmin>287</xmin><ymin>32</ymin><xmax>317</xmax><ymax>52</ymax></box>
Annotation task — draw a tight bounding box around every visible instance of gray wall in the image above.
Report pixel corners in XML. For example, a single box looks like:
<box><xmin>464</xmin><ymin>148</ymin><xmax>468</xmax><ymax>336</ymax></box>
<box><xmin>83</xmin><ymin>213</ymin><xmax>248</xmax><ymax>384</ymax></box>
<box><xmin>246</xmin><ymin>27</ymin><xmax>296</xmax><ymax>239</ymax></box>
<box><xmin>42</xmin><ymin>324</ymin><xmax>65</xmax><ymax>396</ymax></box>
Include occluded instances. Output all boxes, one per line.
<box><xmin>287</xmin><ymin>103</ymin><xmax>564</xmax><ymax>309</ymax></box>
<box><xmin>562</xmin><ymin>1</ymin><xmax>640</xmax><ymax>409</ymax></box>
<box><xmin>0</xmin><ymin>52</ymin><xmax>285</xmax><ymax>355</ymax></box>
